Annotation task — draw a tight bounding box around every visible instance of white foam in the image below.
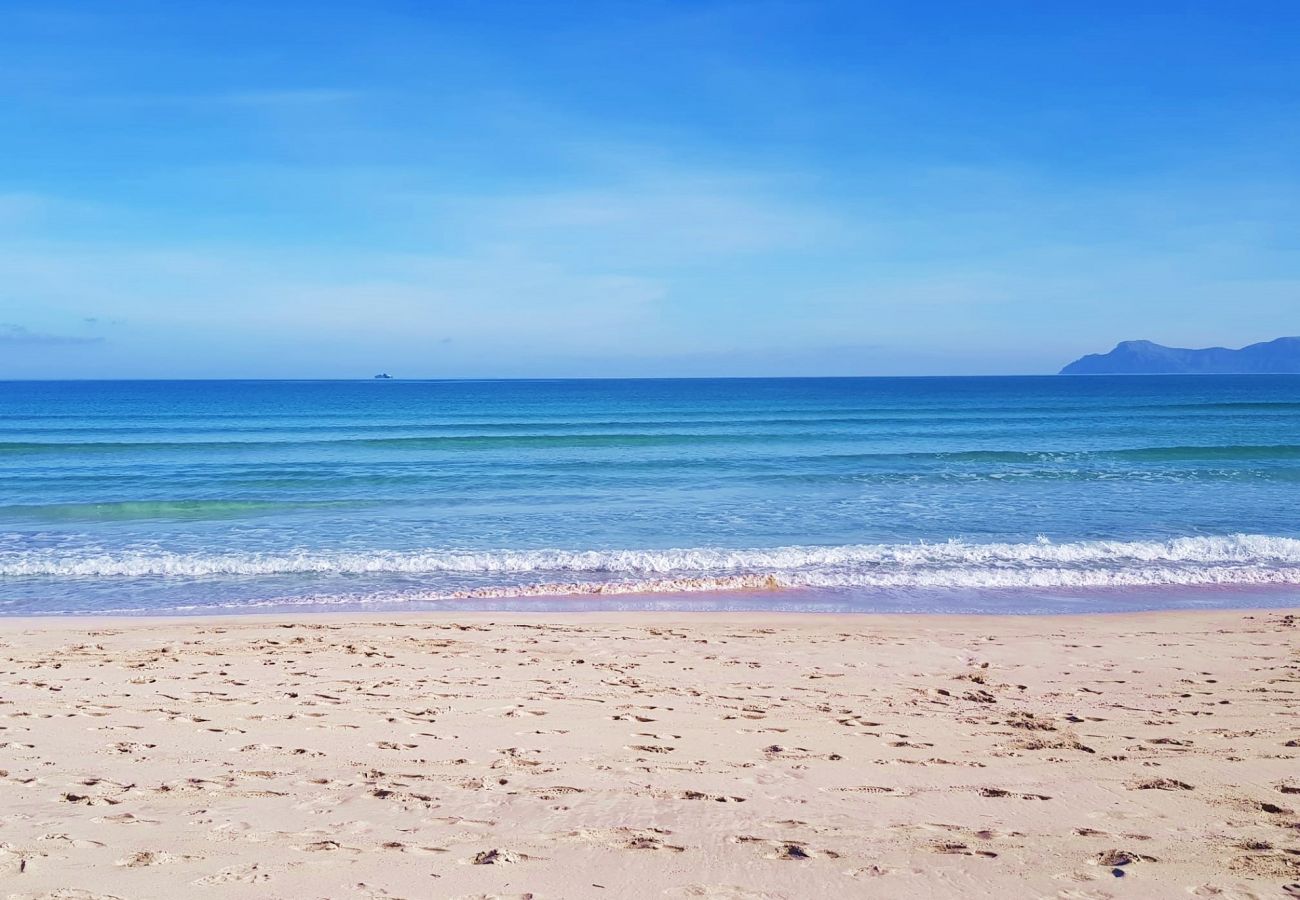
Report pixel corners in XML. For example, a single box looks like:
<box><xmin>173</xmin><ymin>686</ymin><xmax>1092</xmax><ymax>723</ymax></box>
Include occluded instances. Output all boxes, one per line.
<box><xmin>3</xmin><ymin>535</ymin><xmax>1300</xmax><ymax>592</ymax></box>
<box><xmin>71</xmin><ymin>564</ymin><xmax>1300</xmax><ymax>616</ymax></box>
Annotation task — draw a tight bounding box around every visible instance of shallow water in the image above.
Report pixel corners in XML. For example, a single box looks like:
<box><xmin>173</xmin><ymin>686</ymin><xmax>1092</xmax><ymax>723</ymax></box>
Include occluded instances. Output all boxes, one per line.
<box><xmin>2</xmin><ymin>376</ymin><xmax>1298</xmax><ymax>615</ymax></box>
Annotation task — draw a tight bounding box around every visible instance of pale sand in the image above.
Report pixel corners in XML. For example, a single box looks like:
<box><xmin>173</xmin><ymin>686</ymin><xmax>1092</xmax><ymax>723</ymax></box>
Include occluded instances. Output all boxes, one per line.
<box><xmin>0</xmin><ymin>609</ymin><xmax>1298</xmax><ymax>900</ymax></box>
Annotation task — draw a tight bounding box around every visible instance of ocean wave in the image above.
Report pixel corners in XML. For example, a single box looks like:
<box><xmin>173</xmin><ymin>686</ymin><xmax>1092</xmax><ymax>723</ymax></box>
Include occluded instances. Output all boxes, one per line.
<box><xmin>4</xmin><ymin>535</ymin><xmax>1300</xmax><ymax>589</ymax></box>
<box><xmin>0</xmin><ymin>498</ymin><xmax>367</xmax><ymax>522</ymax></box>
<box><xmin>65</xmin><ymin>566</ymin><xmax>1300</xmax><ymax>615</ymax></box>
<box><xmin>4</xmin><ymin>436</ymin><xmax>1300</xmax><ymax>462</ymax></box>
<box><xmin>374</xmin><ymin>564</ymin><xmax>1300</xmax><ymax>597</ymax></box>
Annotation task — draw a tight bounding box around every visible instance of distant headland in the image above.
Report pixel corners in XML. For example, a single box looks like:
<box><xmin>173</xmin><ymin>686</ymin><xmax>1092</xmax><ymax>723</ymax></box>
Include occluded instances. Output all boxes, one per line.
<box><xmin>1060</xmin><ymin>337</ymin><xmax>1300</xmax><ymax>375</ymax></box>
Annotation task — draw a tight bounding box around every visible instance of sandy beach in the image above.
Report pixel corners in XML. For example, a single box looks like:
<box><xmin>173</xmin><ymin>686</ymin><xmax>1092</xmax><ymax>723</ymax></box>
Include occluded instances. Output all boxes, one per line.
<box><xmin>0</xmin><ymin>608</ymin><xmax>1296</xmax><ymax>900</ymax></box>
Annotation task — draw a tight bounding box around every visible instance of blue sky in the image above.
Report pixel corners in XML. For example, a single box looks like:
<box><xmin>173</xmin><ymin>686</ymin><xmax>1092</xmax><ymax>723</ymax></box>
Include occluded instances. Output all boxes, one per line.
<box><xmin>2</xmin><ymin>1</ymin><xmax>1297</xmax><ymax>378</ymax></box>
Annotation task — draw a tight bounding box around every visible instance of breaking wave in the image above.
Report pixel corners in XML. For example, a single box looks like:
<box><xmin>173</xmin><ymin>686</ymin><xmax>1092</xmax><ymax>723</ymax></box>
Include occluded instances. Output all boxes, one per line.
<box><xmin>4</xmin><ymin>534</ymin><xmax>1300</xmax><ymax>593</ymax></box>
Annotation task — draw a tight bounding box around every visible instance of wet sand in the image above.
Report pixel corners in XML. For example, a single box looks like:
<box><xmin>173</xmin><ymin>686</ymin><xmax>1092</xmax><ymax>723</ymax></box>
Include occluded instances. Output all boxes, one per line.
<box><xmin>0</xmin><ymin>608</ymin><xmax>1297</xmax><ymax>899</ymax></box>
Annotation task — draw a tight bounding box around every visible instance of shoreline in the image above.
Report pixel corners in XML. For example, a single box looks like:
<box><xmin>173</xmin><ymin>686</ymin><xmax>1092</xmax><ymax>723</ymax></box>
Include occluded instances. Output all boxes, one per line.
<box><xmin>2</xmin><ymin>593</ymin><xmax>1300</xmax><ymax>629</ymax></box>
<box><xmin>1</xmin><ymin>603</ymin><xmax>1299</xmax><ymax>630</ymax></box>
<box><xmin>5</xmin><ymin>578</ymin><xmax>1299</xmax><ymax>622</ymax></box>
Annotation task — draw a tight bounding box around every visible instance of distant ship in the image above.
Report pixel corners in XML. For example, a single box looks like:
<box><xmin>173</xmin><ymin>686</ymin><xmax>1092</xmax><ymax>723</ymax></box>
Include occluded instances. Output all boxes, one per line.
<box><xmin>373</xmin><ymin>373</ymin><xmax>393</xmax><ymax>380</ymax></box>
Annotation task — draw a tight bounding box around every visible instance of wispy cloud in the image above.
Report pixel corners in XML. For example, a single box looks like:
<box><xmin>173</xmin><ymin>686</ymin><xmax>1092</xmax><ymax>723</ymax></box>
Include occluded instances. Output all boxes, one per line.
<box><xmin>0</xmin><ymin>323</ymin><xmax>104</xmax><ymax>346</ymax></box>
<box><xmin>1</xmin><ymin>0</ymin><xmax>1296</xmax><ymax>379</ymax></box>
<box><xmin>214</xmin><ymin>89</ymin><xmax>365</xmax><ymax>108</ymax></box>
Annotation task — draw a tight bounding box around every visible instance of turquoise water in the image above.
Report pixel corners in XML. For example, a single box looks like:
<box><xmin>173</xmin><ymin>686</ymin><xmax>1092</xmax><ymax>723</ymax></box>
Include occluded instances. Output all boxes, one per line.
<box><xmin>2</xmin><ymin>376</ymin><xmax>1299</xmax><ymax>615</ymax></box>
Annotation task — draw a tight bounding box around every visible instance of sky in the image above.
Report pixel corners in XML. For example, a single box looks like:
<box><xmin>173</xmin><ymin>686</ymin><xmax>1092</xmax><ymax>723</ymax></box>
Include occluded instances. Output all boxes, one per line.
<box><xmin>1</xmin><ymin>1</ymin><xmax>1298</xmax><ymax>378</ymax></box>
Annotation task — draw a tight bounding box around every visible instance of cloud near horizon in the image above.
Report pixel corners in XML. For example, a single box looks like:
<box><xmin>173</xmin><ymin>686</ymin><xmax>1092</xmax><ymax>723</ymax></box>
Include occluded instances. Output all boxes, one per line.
<box><xmin>0</xmin><ymin>323</ymin><xmax>105</xmax><ymax>347</ymax></box>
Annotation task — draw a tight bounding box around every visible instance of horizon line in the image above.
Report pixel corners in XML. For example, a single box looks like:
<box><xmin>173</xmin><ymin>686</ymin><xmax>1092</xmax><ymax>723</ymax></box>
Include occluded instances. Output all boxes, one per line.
<box><xmin>6</xmin><ymin>372</ymin><xmax>1300</xmax><ymax>383</ymax></box>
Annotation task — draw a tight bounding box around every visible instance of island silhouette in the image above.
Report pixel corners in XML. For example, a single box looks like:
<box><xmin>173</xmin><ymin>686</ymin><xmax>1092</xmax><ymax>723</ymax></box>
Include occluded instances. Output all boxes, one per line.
<box><xmin>1061</xmin><ymin>337</ymin><xmax>1300</xmax><ymax>374</ymax></box>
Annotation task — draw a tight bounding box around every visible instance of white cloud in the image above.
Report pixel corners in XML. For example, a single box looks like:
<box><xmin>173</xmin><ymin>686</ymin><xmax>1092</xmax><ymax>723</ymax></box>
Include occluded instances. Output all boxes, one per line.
<box><xmin>0</xmin><ymin>323</ymin><xmax>104</xmax><ymax>346</ymax></box>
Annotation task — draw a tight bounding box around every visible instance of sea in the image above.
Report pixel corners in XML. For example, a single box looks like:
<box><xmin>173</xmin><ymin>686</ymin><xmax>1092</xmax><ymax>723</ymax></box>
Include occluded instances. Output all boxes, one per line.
<box><xmin>2</xmin><ymin>376</ymin><xmax>1298</xmax><ymax>616</ymax></box>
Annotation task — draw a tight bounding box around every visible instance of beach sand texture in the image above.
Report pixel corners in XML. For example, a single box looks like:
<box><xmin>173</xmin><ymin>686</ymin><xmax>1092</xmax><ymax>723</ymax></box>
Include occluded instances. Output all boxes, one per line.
<box><xmin>0</xmin><ymin>609</ymin><xmax>1297</xmax><ymax>899</ymax></box>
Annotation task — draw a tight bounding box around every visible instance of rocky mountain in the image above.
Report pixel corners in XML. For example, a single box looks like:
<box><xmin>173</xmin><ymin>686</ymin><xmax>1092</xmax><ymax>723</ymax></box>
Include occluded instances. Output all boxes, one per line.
<box><xmin>1060</xmin><ymin>337</ymin><xmax>1300</xmax><ymax>374</ymax></box>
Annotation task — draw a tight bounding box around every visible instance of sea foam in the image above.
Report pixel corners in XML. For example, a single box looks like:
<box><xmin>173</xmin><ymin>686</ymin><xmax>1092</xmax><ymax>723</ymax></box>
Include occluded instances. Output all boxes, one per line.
<box><xmin>4</xmin><ymin>534</ymin><xmax>1300</xmax><ymax>591</ymax></box>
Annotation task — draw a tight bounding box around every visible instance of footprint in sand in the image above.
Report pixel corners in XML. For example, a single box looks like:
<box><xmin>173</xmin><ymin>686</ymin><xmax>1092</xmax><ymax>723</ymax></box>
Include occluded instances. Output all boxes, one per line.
<box><xmin>115</xmin><ymin>853</ymin><xmax>183</xmax><ymax>863</ymax></box>
<box><xmin>625</xmin><ymin>834</ymin><xmax>686</xmax><ymax>852</ymax></box>
<box><xmin>38</xmin><ymin>833</ymin><xmax>105</xmax><ymax>849</ymax></box>
<box><xmin>831</xmin><ymin>785</ymin><xmax>896</xmax><ymax>794</ymax></box>
<box><xmin>1093</xmin><ymin>848</ymin><xmax>1156</xmax><ymax>867</ymax></box>
<box><xmin>299</xmin><ymin>838</ymin><xmax>362</xmax><ymax>853</ymax></box>
<box><xmin>192</xmin><ymin>864</ymin><xmax>272</xmax><ymax>886</ymax></box>
<box><xmin>664</xmin><ymin>886</ymin><xmax>784</xmax><ymax>899</ymax></box>
<box><xmin>1127</xmin><ymin>777</ymin><xmax>1193</xmax><ymax>791</ymax></box>
<box><xmin>680</xmin><ymin>789</ymin><xmax>746</xmax><ymax>802</ymax></box>
<box><xmin>731</xmin><ymin>836</ymin><xmax>836</xmax><ymax>861</ymax></box>
<box><xmin>7</xmin><ymin>892</ymin><xmax>128</xmax><ymax>900</ymax></box>
<box><xmin>60</xmin><ymin>791</ymin><xmax>121</xmax><ymax>807</ymax></box>
<box><xmin>523</xmin><ymin>785</ymin><xmax>585</xmax><ymax>800</ymax></box>
<box><xmin>1188</xmin><ymin>887</ymin><xmax>1265</xmax><ymax>899</ymax></box>
<box><xmin>930</xmin><ymin>842</ymin><xmax>998</xmax><ymax>858</ymax></box>
<box><xmin>979</xmin><ymin>787</ymin><xmax>1052</xmax><ymax>800</ymax></box>
<box><xmin>468</xmin><ymin>848</ymin><xmax>534</xmax><ymax>864</ymax></box>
